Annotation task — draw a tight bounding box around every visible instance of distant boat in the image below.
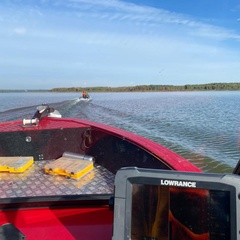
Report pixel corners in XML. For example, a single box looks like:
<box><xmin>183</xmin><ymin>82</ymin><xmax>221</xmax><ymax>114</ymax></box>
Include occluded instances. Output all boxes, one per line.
<box><xmin>79</xmin><ymin>91</ymin><xmax>91</xmax><ymax>101</ymax></box>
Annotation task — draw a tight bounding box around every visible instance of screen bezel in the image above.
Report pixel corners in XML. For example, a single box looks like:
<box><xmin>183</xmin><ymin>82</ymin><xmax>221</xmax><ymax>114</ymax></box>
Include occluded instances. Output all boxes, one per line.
<box><xmin>113</xmin><ymin>167</ymin><xmax>238</xmax><ymax>240</ymax></box>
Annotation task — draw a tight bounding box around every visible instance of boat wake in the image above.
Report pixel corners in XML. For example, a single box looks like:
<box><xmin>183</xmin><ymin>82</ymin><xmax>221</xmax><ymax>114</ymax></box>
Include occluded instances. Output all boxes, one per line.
<box><xmin>0</xmin><ymin>99</ymin><xmax>88</xmax><ymax>122</ymax></box>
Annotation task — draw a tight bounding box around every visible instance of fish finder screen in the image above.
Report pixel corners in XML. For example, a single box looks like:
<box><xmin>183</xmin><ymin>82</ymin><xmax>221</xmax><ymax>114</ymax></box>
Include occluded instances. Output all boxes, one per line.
<box><xmin>131</xmin><ymin>184</ymin><xmax>230</xmax><ymax>240</ymax></box>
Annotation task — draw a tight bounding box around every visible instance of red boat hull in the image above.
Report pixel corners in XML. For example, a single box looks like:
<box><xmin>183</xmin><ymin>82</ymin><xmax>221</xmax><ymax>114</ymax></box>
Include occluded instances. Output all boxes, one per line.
<box><xmin>0</xmin><ymin>116</ymin><xmax>201</xmax><ymax>239</ymax></box>
<box><xmin>0</xmin><ymin>206</ymin><xmax>113</xmax><ymax>240</ymax></box>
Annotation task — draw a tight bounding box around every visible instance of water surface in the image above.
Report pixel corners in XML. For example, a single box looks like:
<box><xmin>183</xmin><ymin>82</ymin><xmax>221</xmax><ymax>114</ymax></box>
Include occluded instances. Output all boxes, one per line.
<box><xmin>0</xmin><ymin>91</ymin><xmax>239</xmax><ymax>173</ymax></box>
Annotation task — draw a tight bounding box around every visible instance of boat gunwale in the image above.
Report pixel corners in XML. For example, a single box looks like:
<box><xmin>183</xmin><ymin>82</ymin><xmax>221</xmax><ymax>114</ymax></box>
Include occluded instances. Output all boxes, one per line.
<box><xmin>0</xmin><ymin>116</ymin><xmax>201</xmax><ymax>172</ymax></box>
<box><xmin>66</xmin><ymin>117</ymin><xmax>202</xmax><ymax>172</ymax></box>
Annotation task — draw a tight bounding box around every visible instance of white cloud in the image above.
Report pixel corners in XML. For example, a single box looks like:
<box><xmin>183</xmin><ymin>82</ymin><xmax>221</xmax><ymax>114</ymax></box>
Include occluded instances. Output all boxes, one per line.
<box><xmin>62</xmin><ymin>0</ymin><xmax>240</xmax><ymax>42</ymax></box>
<box><xmin>1</xmin><ymin>0</ymin><xmax>240</xmax><ymax>88</ymax></box>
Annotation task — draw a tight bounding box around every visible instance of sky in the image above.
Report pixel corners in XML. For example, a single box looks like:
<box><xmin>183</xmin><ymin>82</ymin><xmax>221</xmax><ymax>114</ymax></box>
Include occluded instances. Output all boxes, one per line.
<box><xmin>1</xmin><ymin>0</ymin><xmax>240</xmax><ymax>89</ymax></box>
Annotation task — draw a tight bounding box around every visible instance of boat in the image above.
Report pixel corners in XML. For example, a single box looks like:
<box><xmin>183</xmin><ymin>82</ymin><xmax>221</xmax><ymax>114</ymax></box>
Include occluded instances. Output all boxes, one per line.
<box><xmin>79</xmin><ymin>91</ymin><xmax>91</xmax><ymax>102</ymax></box>
<box><xmin>0</xmin><ymin>104</ymin><xmax>238</xmax><ymax>239</ymax></box>
<box><xmin>79</xmin><ymin>95</ymin><xmax>91</xmax><ymax>102</ymax></box>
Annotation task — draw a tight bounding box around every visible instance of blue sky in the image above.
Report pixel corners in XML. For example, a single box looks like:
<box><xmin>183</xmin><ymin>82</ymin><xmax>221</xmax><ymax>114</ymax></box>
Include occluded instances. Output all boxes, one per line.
<box><xmin>1</xmin><ymin>0</ymin><xmax>240</xmax><ymax>89</ymax></box>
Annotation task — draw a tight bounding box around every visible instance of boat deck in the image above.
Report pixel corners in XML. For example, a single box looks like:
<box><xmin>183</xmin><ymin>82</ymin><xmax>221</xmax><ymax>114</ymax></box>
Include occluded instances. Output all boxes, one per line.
<box><xmin>0</xmin><ymin>160</ymin><xmax>115</xmax><ymax>198</ymax></box>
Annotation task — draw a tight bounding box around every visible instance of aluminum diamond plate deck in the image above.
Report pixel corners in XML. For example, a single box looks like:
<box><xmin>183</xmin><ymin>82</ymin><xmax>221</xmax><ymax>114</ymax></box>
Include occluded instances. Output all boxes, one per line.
<box><xmin>0</xmin><ymin>161</ymin><xmax>114</xmax><ymax>198</ymax></box>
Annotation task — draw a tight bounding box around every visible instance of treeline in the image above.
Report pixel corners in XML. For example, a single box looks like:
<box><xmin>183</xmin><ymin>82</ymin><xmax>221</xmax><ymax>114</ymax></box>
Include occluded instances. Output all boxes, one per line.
<box><xmin>51</xmin><ymin>82</ymin><xmax>240</xmax><ymax>92</ymax></box>
<box><xmin>0</xmin><ymin>89</ymin><xmax>48</xmax><ymax>93</ymax></box>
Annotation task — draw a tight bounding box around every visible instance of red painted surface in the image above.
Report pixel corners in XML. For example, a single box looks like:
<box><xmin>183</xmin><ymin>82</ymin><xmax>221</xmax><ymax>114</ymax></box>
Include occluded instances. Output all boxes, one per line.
<box><xmin>0</xmin><ymin>117</ymin><xmax>201</xmax><ymax>239</ymax></box>
<box><xmin>0</xmin><ymin>206</ymin><xmax>113</xmax><ymax>240</ymax></box>
<box><xmin>0</xmin><ymin>117</ymin><xmax>201</xmax><ymax>172</ymax></box>
<box><xmin>72</xmin><ymin>118</ymin><xmax>202</xmax><ymax>172</ymax></box>
<box><xmin>0</xmin><ymin>118</ymin><xmax>89</xmax><ymax>132</ymax></box>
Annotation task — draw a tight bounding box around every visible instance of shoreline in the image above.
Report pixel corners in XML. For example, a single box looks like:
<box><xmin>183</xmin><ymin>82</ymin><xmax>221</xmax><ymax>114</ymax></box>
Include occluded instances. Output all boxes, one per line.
<box><xmin>1</xmin><ymin>82</ymin><xmax>240</xmax><ymax>93</ymax></box>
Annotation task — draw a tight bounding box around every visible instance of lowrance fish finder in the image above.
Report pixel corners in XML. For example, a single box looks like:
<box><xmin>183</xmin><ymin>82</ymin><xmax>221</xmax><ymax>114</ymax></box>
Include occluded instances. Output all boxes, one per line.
<box><xmin>112</xmin><ymin>167</ymin><xmax>240</xmax><ymax>240</ymax></box>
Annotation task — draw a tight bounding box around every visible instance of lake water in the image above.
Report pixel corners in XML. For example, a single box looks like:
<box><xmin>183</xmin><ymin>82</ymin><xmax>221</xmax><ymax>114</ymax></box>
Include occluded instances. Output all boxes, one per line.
<box><xmin>0</xmin><ymin>91</ymin><xmax>239</xmax><ymax>173</ymax></box>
